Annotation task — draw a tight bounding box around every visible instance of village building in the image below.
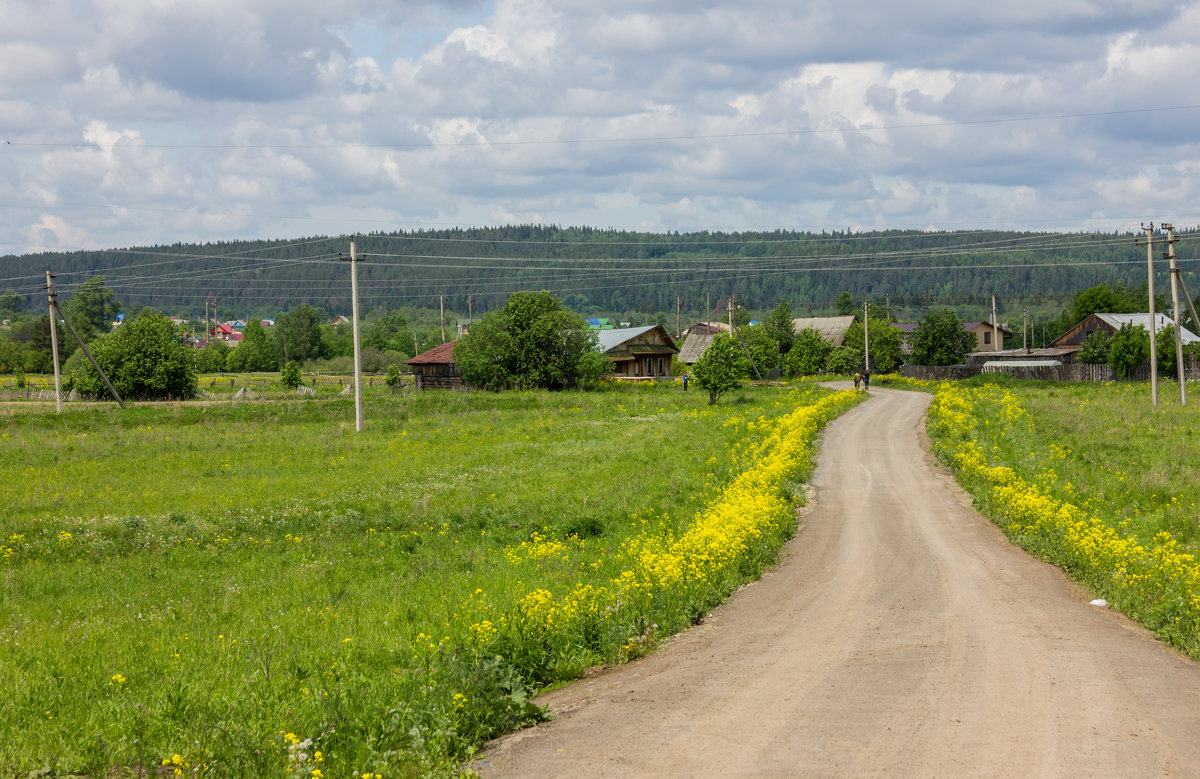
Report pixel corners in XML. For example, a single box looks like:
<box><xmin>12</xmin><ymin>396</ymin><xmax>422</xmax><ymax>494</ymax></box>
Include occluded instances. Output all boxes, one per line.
<box><xmin>597</xmin><ymin>325</ymin><xmax>679</xmax><ymax>378</ymax></box>
<box><xmin>1052</xmin><ymin>313</ymin><xmax>1200</xmax><ymax>350</ymax></box>
<box><xmin>790</xmin><ymin>315</ymin><xmax>856</xmax><ymax>346</ymax></box>
<box><xmin>963</xmin><ymin>321</ymin><xmax>1014</xmax><ymax>351</ymax></box>
<box><xmin>406</xmin><ymin>341</ymin><xmax>462</xmax><ymax>390</ymax></box>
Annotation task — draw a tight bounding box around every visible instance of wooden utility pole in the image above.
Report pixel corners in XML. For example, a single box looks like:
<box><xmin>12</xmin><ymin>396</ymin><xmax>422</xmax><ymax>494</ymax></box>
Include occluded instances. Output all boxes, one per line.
<box><xmin>727</xmin><ymin>297</ymin><xmax>735</xmax><ymax>331</ymax></box>
<box><xmin>676</xmin><ymin>295</ymin><xmax>681</xmax><ymax>338</ymax></box>
<box><xmin>45</xmin><ymin>271</ymin><xmax>124</xmax><ymax>408</ymax></box>
<box><xmin>1137</xmin><ymin>223</ymin><xmax>1159</xmax><ymax>405</ymax></box>
<box><xmin>440</xmin><ymin>295</ymin><xmax>446</xmax><ymax>343</ymax></box>
<box><xmin>1023</xmin><ymin>308</ymin><xmax>1030</xmax><ymax>354</ymax></box>
<box><xmin>1164</xmin><ymin>224</ymin><xmax>1185</xmax><ymax>405</ymax></box>
<box><xmin>339</xmin><ymin>236</ymin><xmax>364</xmax><ymax>432</ymax></box>
<box><xmin>991</xmin><ymin>295</ymin><xmax>1000</xmax><ymax>351</ymax></box>
<box><xmin>467</xmin><ymin>295</ymin><xmax>473</xmax><ymax>329</ymax></box>
<box><xmin>44</xmin><ymin>272</ymin><xmax>62</xmax><ymax>413</ymax></box>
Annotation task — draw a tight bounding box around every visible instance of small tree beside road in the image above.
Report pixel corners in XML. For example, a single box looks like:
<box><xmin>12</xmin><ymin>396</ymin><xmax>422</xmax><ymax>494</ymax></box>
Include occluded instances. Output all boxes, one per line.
<box><xmin>692</xmin><ymin>332</ymin><xmax>749</xmax><ymax>405</ymax></box>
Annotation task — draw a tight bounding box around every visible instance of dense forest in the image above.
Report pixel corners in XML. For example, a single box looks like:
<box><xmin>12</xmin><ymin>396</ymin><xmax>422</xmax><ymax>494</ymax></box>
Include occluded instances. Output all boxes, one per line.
<box><xmin>2</xmin><ymin>225</ymin><xmax>1197</xmax><ymax>327</ymax></box>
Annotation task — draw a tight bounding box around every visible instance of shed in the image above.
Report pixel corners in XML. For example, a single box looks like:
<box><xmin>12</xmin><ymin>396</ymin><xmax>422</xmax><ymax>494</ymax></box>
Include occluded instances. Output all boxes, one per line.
<box><xmin>406</xmin><ymin>341</ymin><xmax>462</xmax><ymax>390</ymax></box>
<box><xmin>791</xmin><ymin>316</ymin><xmax>856</xmax><ymax>346</ymax></box>
<box><xmin>598</xmin><ymin>325</ymin><xmax>679</xmax><ymax>378</ymax></box>
<box><xmin>677</xmin><ymin>333</ymin><xmax>715</xmax><ymax>365</ymax></box>
<box><xmin>1053</xmin><ymin>313</ymin><xmax>1200</xmax><ymax>347</ymax></box>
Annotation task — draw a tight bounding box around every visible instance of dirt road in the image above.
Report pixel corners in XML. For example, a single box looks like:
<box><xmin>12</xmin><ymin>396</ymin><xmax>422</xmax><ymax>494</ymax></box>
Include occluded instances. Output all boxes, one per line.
<box><xmin>477</xmin><ymin>387</ymin><xmax>1200</xmax><ymax>777</ymax></box>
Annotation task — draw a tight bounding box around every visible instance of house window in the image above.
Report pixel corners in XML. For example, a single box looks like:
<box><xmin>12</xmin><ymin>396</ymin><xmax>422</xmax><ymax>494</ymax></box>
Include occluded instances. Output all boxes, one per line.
<box><xmin>658</xmin><ymin>357</ymin><xmax>664</xmax><ymax>376</ymax></box>
<box><xmin>983</xmin><ymin>332</ymin><xmax>991</xmax><ymax>345</ymax></box>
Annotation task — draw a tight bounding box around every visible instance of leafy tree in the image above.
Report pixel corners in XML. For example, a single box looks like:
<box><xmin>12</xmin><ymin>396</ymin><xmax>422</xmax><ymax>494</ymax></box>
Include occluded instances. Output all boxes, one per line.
<box><xmin>385</xmin><ymin>363</ymin><xmax>403</xmax><ymax>387</ymax></box>
<box><xmin>61</xmin><ymin>276</ymin><xmax>121</xmax><ymax>331</ymax></box>
<box><xmin>320</xmin><ymin>324</ymin><xmax>354</xmax><ymax>358</ymax></box>
<box><xmin>227</xmin><ymin>320</ymin><xmax>278</xmax><ymax>372</ymax></box>
<box><xmin>1077</xmin><ymin>330</ymin><xmax>1111</xmax><ymax>364</ymax></box>
<box><xmin>824</xmin><ymin>346</ymin><xmax>862</xmax><ymax>374</ymax></box>
<box><xmin>194</xmin><ymin>340</ymin><xmax>230</xmax><ymax>373</ymax></box>
<box><xmin>836</xmin><ymin>291</ymin><xmax>854</xmax><ymax>316</ymax></box>
<box><xmin>763</xmin><ymin>301</ymin><xmax>795</xmax><ymax>355</ymax></box>
<box><xmin>274</xmin><ymin>305</ymin><xmax>324</xmax><ymax>364</ymax></box>
<box><xmin>454</xmin><ymin>291</ymin><xmax>608</xmax><ymax>391</ymax></box>
<box><xmin>0</xmin><ymin>290</ymin><xmax>25</xmax><ymax>319</ymax></box>
<box><xmin>911</xmin><ymin>309</ymin><xmax>976</xmax><ymax>366</ymax></box>
<box><xmin>737</xmin><ymin>324</ymin><xmax>779</xmax><ymax>376</ymax></box>
<box><xmin>1156</xmin><ymin>323</ymin><xmax>1181</xmax><ymax>375</ymax></box>
<box><xmin>692</xmin><ymin>332</ymin><xmax>749</xmax><ymax>404</ymax></box>
<box><xmin>363</xmin><ymin>311</ymin><xmax>416</xmax><ymax>357</ymax></box>
<box><xmin>1108</xmin><ymin>322</ymin><xmax>1150</xmax><ymax>379</ymax></box>
<box><xmin>281</xmin><ymin>360</ymin><xmax>303</xmax><ymax>388</ymax></box>
<box><xmin>13</xmin><ymin>315</ymin><xmax>75</xmax><ymax>365</ymax></box>
<box><xmin>72</xmin><ymin>311</ymin><xmax>196</xmax><ymax>400</ymax></box>
<box><xmin>784</xmin><ymin>328</ymin><xmax>832</xmax><ymax>377</ymax></box>
<box><xmin>842</xmin><ymin>318</ymin><xmax>904</xmax><ymax>372</ymax></box>
<box><xmin>0</xmin><ymin>341</ymin><xmax>30</xmax><ymax>373</ymax></box>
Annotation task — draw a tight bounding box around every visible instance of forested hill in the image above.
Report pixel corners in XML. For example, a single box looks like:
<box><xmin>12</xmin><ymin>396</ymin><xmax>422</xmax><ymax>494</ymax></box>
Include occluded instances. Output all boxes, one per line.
<box><xmin>2</xmin><ymin>225</ymin><xmax>1195</xmax><ymax>320</ymax></box>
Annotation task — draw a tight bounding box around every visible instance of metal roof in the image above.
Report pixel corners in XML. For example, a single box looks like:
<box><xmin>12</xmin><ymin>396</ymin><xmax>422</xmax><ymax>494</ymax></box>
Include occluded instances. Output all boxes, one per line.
<box><xmin>407</xmin><ymin>341</ymin><xmax>458</xmax><ymax>364</ymax></box>
<box><xmin>596</xmin><ymin>326</ymin><xmax>659</xmax><ymax>352</ymax></box>
<box><xmin>791</xmin><ymin>316</ymin><xmax>857</xmax><ymax>346</ymax></box>
<box><xmin>677</xmin><ymin>333</ymin><xmax>715</xmax><ymax>363</ymax></box>
<box><xmin>1093</xmin><ymin>313</ymin><xmax>1200</xmax><ymax>344</ymax></box>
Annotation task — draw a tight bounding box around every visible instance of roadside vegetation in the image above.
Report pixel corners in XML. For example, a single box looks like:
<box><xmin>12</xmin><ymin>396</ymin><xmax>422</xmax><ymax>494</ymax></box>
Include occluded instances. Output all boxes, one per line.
<box><xmin>0</xmin><ymin>381</ymin><xmax>859</xmax><ymax>776</ymax></box>
<box><xmin>923</xmin><ymin>377</ymin><xmax>1200</xmax><ymax>658</ymax></box>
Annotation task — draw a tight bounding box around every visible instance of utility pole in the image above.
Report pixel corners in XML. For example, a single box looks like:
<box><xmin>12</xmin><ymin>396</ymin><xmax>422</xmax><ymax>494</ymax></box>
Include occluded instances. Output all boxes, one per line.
<box><xmin>863</xmin><ymin>300</ymin><xmax>871</xmax><ymax>372</ymax></box>
<box><xmin>991</xmin><ymin>295</ymin><xmax>1000</xmax><ymax>352</ymax></box>
<box><xmin>339</xmin><ymin>236</ymin><xmax>364</xmax><ymax>432</ymax></box>
<box><xmin>1164</xmin><ymin>224</ymin><xmax>1185</xmax><ymax>405</ymax></box>
<box><xmin>46</xmin><ymin>271</ymin><xmax>124</xmax><ymax>409</ymax></box>
<box><xmin>727</xmin><ymin>296</ymin><xmax>735</xmax><ymax>331</ymax></box>
<box><xmin>44</xmin><ymin>272</ymin><xmax>62</xmax><ymax>413</ymax></box>
<box><xmin>676</xmin><ymin>295</ymin><xmax>681</xmax><ymax>338</ymax></box>
<box><xmin>1023</xmin><ymin>307</ymin><xmax>1030</xmax><ymax>354</ymax></box>
<box><xmin>467</xmin><ymin>295</ymin><xmax>473</xmax><ymax>330</ymax></box>
<box><xmin>1137</xmin><ymin>223</ymin><xmax>1159</xmax><ymax>405</ymax></box>
<box><xmin>440</xmin><ymin>295</ymin><xmax>446</xmax><ymax>343</ymax></box>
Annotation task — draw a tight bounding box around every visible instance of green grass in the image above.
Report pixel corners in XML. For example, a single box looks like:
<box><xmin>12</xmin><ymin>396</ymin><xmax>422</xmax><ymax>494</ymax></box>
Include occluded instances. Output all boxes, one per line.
<box><xmin>0</xmin><ymin>381</ymin><xmax>838</xmax><ymax>776</ymax></box>
<box><xmin>956</xmin><ymin>377</ymin><xmax>1199</xmax><ymax>551</ymax></box>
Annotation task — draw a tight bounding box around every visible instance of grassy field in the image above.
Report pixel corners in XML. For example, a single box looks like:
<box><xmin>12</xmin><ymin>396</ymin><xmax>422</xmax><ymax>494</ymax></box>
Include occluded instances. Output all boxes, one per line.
<box><xmin>923</xmin><ymin>376</ymin><xmax>1200</xmax><ymax>657</ymax></box>
<box><xmin>0</xmin><ymin>380</ymin><xmax>858</xmax><ymax>776</ymax></box>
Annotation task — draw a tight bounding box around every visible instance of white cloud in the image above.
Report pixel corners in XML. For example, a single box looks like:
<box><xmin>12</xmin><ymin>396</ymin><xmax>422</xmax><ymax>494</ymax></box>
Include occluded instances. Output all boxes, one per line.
<box><xmin>2</xmin><ymin>0</ymin><xmax>1199</xmax><ymax>256</ymax></box>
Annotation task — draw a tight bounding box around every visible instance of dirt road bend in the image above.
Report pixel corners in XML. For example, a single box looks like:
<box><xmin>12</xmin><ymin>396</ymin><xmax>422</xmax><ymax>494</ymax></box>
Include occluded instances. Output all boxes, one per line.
<box><xmin>476</xmin><ymin>387</ymin><xmax>1200</xmax><ymax>778</ymax></box>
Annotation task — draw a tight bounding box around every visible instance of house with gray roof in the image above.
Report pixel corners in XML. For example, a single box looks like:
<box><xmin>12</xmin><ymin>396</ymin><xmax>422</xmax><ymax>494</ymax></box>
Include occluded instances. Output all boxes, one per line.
<box><xmin>597</xmin><ymin>325</ymin><xmax>679</xmax><ymax>378</ymax></box>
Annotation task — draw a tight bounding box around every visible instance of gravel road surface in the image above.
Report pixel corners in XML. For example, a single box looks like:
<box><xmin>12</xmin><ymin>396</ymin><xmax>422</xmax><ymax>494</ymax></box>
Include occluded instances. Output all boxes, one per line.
<box><xmin>477</xmin><ymin>387</ymin><xmax>1200</xmax><ymax>777</ymax></box>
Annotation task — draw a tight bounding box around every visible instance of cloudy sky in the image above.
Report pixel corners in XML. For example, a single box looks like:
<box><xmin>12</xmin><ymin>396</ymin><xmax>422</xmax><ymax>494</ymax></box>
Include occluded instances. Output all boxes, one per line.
<box><xmin>3</xmin><ymin>0</ymin><xmax>1199</xmax><ymax>254</ymax></box>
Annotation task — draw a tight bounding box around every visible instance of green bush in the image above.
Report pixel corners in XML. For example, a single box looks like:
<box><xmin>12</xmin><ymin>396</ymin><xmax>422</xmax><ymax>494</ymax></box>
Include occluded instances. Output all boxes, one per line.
<box><xmin>72</xmin><ymin>312</ymin><xmax>197</xmax><ymax>400</ymax></box>
<box><xmin>281</xmin><ymin>360</ymin><xmax>303</xmax><ymax>389</ymax></box>
<box><xmin>824</xmin><ymin>346</ymin><xmax>863</xmax><ymax>374</ymax></box>
<box><xmin>692</xmin><ymin>332</ymin><xmax>749</xmax><ymax>404</ymax></box>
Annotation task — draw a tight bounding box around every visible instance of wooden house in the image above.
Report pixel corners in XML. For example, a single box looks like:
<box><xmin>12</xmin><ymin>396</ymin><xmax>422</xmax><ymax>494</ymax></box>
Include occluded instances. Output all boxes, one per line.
<box><xmin>962</xmin><ymin>321</ymin><xmax>1014</xmax><ymax>351</ymax></box>
<box><xmin>597</xmin><ymin>325</ymin><xmax>679</xmax><ymax>378</ymax></box>
<box><xmin>406</xmin><ymin>341</ymin><xmax>463</xmax><ymax>390</ymax></box>
<box><xmin>1053</xmin><ymin>313</ymin><xmax>1200</xmax><ymax>348</ymax></box>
